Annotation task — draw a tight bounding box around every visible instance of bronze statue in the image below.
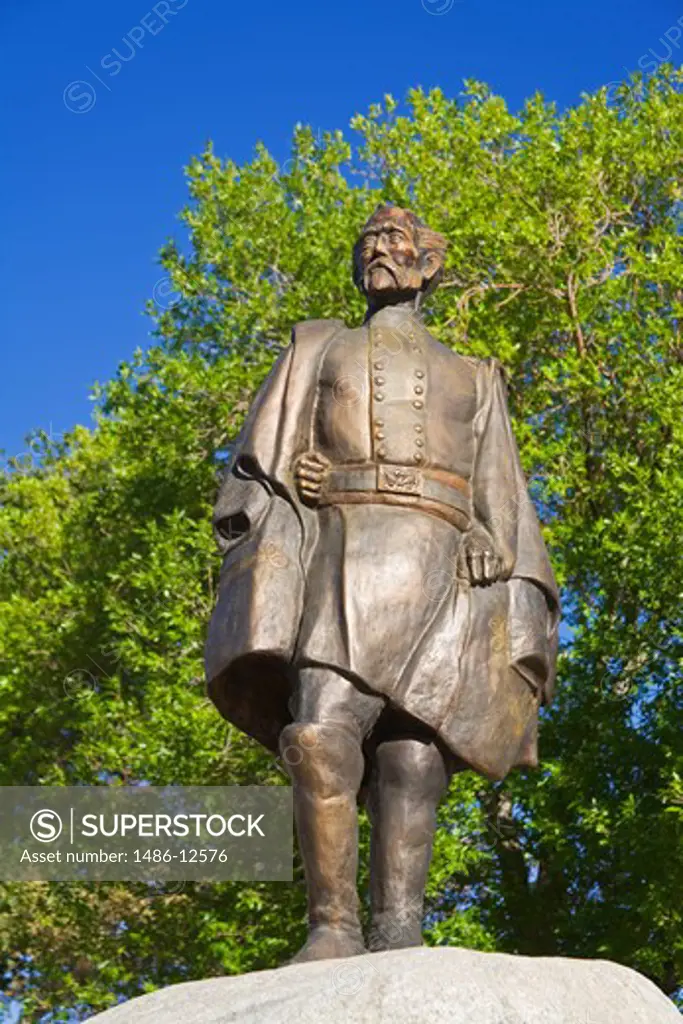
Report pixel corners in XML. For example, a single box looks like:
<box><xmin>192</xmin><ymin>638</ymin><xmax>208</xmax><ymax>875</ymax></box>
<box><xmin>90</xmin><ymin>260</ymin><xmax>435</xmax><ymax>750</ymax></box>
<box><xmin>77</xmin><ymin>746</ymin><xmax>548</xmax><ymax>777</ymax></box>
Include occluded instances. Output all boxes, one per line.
<box><xmin>205</xmin><ymin>206</ymin><xmax>560</xmax><ymax>962</ymax></box>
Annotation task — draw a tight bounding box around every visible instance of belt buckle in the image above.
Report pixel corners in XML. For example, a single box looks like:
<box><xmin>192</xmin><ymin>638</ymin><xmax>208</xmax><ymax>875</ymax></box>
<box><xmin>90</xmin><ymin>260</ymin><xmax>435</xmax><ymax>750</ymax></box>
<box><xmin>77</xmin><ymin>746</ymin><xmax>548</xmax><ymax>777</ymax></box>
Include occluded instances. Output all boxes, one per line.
<box><xmin>377</xmin><ymin>464</ymin><xmax>423</xmax><ymax>496</ymax></box>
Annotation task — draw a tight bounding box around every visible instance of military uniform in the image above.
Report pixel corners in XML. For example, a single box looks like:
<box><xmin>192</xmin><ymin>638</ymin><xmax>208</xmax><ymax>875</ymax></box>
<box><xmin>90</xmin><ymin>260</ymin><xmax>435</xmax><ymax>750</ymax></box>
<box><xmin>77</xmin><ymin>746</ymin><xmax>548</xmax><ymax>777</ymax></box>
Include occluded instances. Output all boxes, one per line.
<box><xmin>296</xmin><ymin>306</ymin><xmax>474</xmax><ymax>704</ymax></box>
<box><xmin>205</xmin><ymin>306</ymin><xmax>559</xmax><ymax>781</ymax></box>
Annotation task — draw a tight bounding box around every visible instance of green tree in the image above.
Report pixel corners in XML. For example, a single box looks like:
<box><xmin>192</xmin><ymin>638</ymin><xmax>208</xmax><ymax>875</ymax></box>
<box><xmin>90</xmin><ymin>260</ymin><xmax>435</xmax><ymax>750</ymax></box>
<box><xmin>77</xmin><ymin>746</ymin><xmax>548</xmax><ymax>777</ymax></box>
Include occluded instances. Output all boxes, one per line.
<box><xmin>1</xmin><ymin>68</ymin><xmax>682</xmax><ymax>1019</ymax></box>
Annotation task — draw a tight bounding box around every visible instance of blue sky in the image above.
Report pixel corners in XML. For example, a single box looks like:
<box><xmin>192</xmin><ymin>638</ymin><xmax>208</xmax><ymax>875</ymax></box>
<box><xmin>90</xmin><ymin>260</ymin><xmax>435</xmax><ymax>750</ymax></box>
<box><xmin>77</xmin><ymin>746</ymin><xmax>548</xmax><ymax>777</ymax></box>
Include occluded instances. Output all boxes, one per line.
<box><xmin>2</xmin><ymin>0</ymin><xmax>682</xmax><ymax>463</ymax></box>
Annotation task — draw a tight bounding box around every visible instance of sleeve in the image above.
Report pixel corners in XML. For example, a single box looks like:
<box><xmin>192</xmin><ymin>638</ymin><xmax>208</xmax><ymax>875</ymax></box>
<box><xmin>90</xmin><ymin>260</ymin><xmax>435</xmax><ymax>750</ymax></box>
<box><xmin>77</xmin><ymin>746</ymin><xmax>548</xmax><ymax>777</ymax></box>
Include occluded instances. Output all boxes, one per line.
<box><xmin>470</xmin><ymin>358</ymin><xmax>522</xmax><ymax>577</ymax></box>
<box><xmin>212</xmin><ymin>345</ymin><xmax>293</xmax><ymax>555</ymax></box>
<box><xmin>471</xmin><ymin>358</ymin><xmax>561</xmax><ymax>702</ymax></box>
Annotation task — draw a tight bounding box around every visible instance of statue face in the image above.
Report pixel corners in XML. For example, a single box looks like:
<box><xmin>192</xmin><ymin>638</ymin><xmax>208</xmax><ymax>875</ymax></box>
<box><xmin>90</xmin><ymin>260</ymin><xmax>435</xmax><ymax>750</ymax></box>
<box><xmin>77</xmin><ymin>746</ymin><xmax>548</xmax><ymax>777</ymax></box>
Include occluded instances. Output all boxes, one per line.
<box><xmin>359</xmin><ymin>214</ymin><xmax>424</xmax><ymax>299</ymax></box>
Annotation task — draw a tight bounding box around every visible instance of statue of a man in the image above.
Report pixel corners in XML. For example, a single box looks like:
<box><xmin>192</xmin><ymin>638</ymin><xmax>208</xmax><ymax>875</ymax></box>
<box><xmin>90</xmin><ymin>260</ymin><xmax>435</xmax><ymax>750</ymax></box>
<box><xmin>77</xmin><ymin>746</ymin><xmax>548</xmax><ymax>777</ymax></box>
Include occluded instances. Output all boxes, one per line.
<box><xmin>205</xmin><ymin>205</ymin><xmax>560</xmax><ymax>962</ymax></box>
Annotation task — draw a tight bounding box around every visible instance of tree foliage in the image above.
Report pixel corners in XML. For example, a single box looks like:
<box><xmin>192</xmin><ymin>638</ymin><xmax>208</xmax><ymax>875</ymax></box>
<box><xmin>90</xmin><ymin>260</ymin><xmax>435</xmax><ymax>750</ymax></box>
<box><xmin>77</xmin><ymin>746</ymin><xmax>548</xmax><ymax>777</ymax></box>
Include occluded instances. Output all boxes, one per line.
<box><xmin>1</xmin><ymin>68</ymin><xmax>682</xmax><ymax>1019</ymax></box>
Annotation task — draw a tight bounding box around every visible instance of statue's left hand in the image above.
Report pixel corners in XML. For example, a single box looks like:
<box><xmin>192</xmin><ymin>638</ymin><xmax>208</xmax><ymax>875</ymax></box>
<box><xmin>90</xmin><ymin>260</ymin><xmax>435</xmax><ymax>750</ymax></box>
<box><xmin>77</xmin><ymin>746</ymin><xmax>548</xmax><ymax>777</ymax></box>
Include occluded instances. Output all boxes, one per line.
<box><xmin>458</xmin><ymin>526</ymin><xmax>504</xmax><ymax>586</ymax></box>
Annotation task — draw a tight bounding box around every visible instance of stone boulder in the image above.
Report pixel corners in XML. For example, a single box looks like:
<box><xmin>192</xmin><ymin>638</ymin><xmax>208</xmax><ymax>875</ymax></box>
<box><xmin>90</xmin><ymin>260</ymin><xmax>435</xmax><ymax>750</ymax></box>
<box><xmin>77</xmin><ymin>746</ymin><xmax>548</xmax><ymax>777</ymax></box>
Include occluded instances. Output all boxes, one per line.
<box><xmin>88</xmin><ymin>946</ymin><xmax>680</xmax><ymax>1023</ymax></box>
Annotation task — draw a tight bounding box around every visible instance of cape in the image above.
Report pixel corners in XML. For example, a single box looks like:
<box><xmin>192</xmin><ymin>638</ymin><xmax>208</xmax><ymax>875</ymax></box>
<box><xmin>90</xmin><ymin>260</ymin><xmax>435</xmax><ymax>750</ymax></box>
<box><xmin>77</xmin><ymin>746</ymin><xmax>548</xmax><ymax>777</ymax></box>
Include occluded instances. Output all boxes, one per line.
<box><xmin>205</xmin><ymin>318</ymin><xmax>560</xmax><ymax>780</ymax></box>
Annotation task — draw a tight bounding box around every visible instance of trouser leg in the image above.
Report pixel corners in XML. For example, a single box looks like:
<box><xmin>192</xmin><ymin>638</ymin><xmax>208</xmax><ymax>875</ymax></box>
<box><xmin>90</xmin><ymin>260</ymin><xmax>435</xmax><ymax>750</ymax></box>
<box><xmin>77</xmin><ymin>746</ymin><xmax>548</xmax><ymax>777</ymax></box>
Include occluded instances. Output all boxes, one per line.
<box><xmin>366</xmin><ymin>733</ymin><xmax>451</xmax><ymax>952</ymax></box>
<box><xmin>280</xmin><ymin>665</ymin><xmax>384</xmax><ymax>963</ymax></box>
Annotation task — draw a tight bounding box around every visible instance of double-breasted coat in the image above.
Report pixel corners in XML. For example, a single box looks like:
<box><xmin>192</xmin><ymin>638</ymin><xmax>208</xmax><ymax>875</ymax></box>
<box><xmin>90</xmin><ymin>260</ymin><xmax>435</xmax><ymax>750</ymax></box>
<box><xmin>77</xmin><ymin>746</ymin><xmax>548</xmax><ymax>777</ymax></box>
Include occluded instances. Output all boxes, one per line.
<box><xmin>205</xmin><ymin>306</ymin><xmax>560</xmax><ymax>780</ymax></box>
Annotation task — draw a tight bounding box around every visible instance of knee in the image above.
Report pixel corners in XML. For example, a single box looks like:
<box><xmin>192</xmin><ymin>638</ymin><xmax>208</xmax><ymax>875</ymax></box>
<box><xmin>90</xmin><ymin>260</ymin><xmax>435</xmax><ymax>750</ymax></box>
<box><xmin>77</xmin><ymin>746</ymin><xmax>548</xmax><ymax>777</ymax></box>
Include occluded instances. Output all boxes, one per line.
<box><xmin>279</xmin><ymin>721</ymin><xmax>364</xmax><ymax>795</ymax></box>
<box><xmin>374</xmin><ymin>737</ymin><xmax>449</xmax><ymax>803</ymax></box>
<box><xmin>279</xmin><ymin>722</ymin><xmax>323</xmax><ymax>764</ymax></box>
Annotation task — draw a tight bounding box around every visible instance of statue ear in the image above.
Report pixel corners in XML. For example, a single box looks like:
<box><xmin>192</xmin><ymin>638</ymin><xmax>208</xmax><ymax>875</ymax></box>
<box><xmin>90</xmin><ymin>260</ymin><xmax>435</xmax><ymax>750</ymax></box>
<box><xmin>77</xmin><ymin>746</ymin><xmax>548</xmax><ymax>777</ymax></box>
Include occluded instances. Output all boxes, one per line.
<box><xmin>421</xmin><ymin>249</ymin><xmax>443</xmax><ymax>286</ymax></box>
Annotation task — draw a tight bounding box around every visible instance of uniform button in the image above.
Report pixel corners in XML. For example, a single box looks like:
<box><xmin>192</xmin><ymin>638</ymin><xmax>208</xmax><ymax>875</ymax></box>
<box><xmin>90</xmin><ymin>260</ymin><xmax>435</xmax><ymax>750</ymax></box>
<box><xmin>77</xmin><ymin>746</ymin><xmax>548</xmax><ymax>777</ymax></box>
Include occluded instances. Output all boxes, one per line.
<box><xmin>375</xmin><ymin>431</ymin><xmax>385</xmax><ymax>440</ymax></box>
<box><xmin>374</xmin><ymin>361</ymin><xmax>385</xmax><ymax>370</ymax></box>
<box><xmin>413</xmin><ymin>453</ymin><xmax>424</xmax><ymax>465</ymax></box>
<box><xmin>414</xmin><ymin>385</ymin><xmax>424</xmax><ymax>395</ymax></box>
<box><xmin>414</xmin><ymin>369</ymin><xmax>424</xmax><ymax>379</ymax></box>
<box><xmin>415</xmin><ymin>438</ymin><xmax>424</xmax><ymax>448</ymax></box>
<box><xmin>414</xmin><ymin>424</ymin><xmax>423</xmax><ymax>433</ymax></box>
<box><xmin>412</xmin><ymin>399</ymin><xmax>423</xmax><ymax>409</ymax></box>
<box><xmin>375</xmin><ymin>376</ymin><xmax>385</xmax><ymax>386</ymax></box>
<box><xmin>377</xmin><ymin>447</ymin><xmax>387</xmax><ymax>459</ymax></box>
<box><xmin>375</xmin><ymin>419</ymin><xmax>385</xmax><ymax>427</ymax></box>
<box><xmin>375</xmin><ymin>393</ymin><xmax>385</xmax><ymax>402</ymax></box>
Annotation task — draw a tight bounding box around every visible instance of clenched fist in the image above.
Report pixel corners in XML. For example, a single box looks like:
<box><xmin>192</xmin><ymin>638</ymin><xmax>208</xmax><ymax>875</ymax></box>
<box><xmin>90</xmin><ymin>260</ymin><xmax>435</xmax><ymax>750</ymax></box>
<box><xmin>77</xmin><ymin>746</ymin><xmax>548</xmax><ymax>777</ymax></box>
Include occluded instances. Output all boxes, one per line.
<box><xmin>294</xmin><ymin>450</ymin><xmax>332</xmax><ymax>505</ymax></box>
<box><xmin>457</xmin><ymin>526</ymin><xmax>504</xmax><ymax>586</ymax></box>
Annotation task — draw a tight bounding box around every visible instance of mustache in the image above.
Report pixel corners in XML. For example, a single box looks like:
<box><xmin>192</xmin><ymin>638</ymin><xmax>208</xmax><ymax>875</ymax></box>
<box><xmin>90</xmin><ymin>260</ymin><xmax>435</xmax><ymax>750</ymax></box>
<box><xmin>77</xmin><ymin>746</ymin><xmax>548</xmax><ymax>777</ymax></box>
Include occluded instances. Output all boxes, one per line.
<box><xmin>365</xmin><ymin>258</ymin><xmax>397</xmax><ymax>276</ymax></box>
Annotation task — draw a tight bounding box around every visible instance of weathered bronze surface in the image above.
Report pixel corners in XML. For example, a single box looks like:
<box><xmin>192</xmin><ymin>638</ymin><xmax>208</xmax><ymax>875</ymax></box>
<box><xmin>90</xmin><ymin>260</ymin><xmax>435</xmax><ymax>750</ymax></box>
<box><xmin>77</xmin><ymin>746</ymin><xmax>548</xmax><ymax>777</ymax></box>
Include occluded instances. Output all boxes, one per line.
<box><xmin>205</xmin><ymin>206</ymin><xmax>560</xmax><ymax>962</ymax></box>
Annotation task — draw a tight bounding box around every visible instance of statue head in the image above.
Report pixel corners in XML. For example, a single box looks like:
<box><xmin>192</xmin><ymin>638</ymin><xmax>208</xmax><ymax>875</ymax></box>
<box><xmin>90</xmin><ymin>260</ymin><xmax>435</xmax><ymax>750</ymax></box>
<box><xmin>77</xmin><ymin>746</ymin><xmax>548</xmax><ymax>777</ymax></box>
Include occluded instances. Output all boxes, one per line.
<box><xmin>353</xmin><ymin>205</ymin><xmax>447</xmax><ymax>312</ymax></box>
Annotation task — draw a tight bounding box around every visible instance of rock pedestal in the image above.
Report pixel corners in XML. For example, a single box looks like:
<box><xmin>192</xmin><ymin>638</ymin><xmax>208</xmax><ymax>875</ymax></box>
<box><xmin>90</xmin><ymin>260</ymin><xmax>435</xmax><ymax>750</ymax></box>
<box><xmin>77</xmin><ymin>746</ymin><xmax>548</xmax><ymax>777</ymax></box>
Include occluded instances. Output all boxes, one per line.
<box><xmin>88</xmin><ymin>946</ymin><xmax>680</xmax><ymax>1023</ymax></box>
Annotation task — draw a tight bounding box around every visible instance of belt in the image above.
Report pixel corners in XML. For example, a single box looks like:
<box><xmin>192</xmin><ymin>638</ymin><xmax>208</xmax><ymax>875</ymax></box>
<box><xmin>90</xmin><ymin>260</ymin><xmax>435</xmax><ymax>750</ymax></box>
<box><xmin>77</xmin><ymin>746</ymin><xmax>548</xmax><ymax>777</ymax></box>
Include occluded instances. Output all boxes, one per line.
<box><xmin>319</xmin><ymin>463</ymin><xmax>471</xmax><ymax>531</ymax></box>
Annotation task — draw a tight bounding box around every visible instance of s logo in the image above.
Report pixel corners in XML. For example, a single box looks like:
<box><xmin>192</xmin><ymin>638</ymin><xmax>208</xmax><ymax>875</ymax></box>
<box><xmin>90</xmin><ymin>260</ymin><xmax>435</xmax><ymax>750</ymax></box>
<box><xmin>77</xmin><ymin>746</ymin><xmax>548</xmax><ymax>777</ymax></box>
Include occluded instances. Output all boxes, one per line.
<box><xmin>30</xmin><ymin>809</ymin><xmax>63</xmax><ymax>843</ymax></box>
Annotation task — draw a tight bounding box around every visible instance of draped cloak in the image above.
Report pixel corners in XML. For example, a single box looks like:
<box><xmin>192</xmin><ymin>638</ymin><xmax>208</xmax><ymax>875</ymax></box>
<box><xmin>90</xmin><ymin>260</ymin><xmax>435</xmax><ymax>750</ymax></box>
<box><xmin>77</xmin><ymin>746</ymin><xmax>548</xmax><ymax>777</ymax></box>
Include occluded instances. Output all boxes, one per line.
<box><xmin>205</xmin><ymin>315</ymin><xmax>560</xmax><ymax>781</ymax></box>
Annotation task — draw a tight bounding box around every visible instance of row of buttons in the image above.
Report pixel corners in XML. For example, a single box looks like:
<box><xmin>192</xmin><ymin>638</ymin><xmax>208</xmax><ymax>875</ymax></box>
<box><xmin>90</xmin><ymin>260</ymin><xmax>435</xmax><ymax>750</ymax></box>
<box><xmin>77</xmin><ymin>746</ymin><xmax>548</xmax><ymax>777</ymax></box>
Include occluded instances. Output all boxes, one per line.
<box><xmin>407</xmin><ymin>327</ymin><xmax>426</xmax><ymax>463</ymax></box>
<box><xmin>370</xmin><ymin>324</ymin><xmax>427</xmax><ymax>465</ymax></box>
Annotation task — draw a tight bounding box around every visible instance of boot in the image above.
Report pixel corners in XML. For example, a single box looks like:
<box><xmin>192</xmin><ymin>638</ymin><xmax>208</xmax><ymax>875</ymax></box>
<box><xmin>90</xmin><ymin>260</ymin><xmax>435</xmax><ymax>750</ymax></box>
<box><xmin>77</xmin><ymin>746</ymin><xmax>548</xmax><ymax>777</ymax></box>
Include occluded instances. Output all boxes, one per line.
<box><xmin>366</xmin><ymin>736</ymin><xmax>449</xmax><ymax>952</ymax></box>
<box><xmin>279</xmin><ymin>720</ymin><xmax>367</xmax><ymax>962</ymax></box>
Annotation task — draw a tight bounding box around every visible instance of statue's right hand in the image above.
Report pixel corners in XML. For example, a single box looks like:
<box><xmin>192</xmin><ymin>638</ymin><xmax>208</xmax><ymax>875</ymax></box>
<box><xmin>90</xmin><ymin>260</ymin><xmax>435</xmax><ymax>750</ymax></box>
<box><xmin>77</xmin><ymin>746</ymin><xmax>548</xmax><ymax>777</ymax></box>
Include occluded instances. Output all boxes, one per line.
<box><xmin>294</xmin><ymin>451</ymin><xmax>331</xmax><ymax>505</ymax></box>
